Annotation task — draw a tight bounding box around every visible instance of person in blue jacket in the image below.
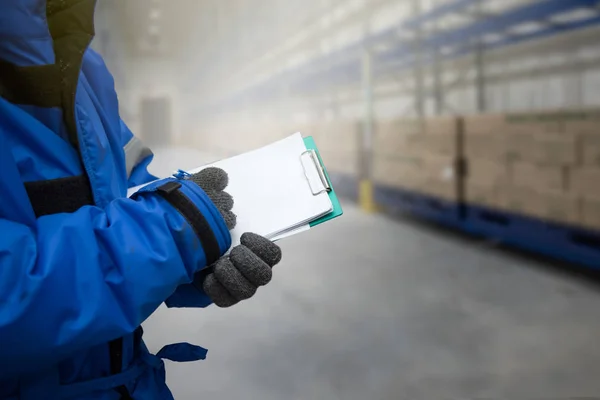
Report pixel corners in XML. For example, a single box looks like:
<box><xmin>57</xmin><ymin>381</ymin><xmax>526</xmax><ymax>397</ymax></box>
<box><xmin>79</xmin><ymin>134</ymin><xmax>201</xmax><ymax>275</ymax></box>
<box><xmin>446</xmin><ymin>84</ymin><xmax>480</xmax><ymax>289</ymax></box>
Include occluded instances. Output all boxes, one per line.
<box><xmin>0</xmin><ymin>0</ymin><xmax>282</xmax><ymax>399</ymax></box>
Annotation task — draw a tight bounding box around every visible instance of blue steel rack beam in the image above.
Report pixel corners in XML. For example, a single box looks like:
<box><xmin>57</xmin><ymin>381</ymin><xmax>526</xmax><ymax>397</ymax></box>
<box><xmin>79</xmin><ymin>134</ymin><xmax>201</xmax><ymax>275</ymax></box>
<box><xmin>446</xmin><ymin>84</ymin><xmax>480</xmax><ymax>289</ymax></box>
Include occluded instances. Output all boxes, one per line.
<box><xmin>211</xmin><ymin>0</ymin><xmax>600</xmax><ymax>112</ymax></box>
<box><xmin>296</xmin><ymin>0</ymin><xmax>600</xmax><ymax>98</ymax></box>
<box><xmin>376</xmin><ymin>3</ymin><xmax>600</xmax><ymax>79</ymax></box>
<box><xmin>403</xmin><ymin>0</ymin><xmax>482</xmax><ymax>29</ymax></box>
<box><xmin>427</xmin><ymin>0</ymin><xmax>598</xmax><ymax>48</ymax></box>
<box><xmin>213</xmin><ymin>0</ymin><xmax>480</xmax><ymax>110</ymax></box>
<box><xmin>382</xmin><ymin>0</ymin><xmax>600</xmax><ymax>59</ymax></box>
<box><xmin>326</xmin><ymin>0</ymin><xmax>600</xmax><ymax>83</ymax></box>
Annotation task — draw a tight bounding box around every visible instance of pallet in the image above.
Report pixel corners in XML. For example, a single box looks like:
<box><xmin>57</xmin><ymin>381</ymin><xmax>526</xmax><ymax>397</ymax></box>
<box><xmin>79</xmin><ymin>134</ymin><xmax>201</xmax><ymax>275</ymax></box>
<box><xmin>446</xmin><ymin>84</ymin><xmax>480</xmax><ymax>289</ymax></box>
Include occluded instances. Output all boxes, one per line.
<box><xmin>373</xmin><ymin>184</ymin><xmax>464</xmax><ymax>229</ymax></box>
<box><xmin>328</xmin><ymin>173</ymin><xmax>359</xmax><ymax>202</ymax></box>
<box><xmin>465</xmin><ymin>205</ymin><xmax>600</xmax><ymax>270</ymax></box>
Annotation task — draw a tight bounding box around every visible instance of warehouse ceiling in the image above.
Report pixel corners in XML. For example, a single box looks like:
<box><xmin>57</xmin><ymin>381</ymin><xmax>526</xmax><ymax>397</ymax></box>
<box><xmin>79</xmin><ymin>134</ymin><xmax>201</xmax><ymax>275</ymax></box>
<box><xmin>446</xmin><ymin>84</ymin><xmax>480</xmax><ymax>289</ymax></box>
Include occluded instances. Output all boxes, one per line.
<box><xmin>113</xmin><ymin>0</ymin><xmax>215</xmax><ymax>57</ymax></box>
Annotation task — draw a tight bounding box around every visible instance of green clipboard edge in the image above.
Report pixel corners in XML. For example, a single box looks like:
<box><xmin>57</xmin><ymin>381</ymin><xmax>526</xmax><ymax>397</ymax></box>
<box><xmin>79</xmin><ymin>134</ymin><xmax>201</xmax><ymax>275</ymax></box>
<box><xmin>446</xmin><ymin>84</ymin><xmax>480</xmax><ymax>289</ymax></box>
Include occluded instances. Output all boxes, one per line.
<box><xmin>303</xmin><ymin>136</ymin><xmax>344</xmax><ymax>227</ymax></box>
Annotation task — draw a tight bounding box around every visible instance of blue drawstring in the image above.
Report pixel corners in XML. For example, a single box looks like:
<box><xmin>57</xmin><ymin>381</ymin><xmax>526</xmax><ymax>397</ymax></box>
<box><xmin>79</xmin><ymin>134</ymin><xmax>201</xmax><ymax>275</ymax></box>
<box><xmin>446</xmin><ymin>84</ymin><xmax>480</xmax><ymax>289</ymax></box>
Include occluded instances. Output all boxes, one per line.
<box><xmin>156</xmin><ymin>343</ymin><xmax>208</xmax><ymax>362</ymax></box>
<box><xmin>173</xmin><ymin>169</ymin><xmax>191</xmax><ymax>180</ymax></box>
<box><xmin>56</xmin><ymin>343</ymin><xmax>207</xmax><ymax>398</ymax></box>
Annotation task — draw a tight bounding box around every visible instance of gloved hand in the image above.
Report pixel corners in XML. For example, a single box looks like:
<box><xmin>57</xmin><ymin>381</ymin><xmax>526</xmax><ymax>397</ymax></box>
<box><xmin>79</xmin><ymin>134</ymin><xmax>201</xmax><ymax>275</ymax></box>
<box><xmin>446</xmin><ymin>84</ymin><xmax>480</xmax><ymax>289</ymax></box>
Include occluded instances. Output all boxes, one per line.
<box><xmin>190</xmin><ymin>167</ymin><xmax>282</xmax><ymax>308</ymax></box>
<box><xmin>202</xmin><ymin>233</ymin><xmax>281</xmax><ymax>307</ymax></box>
<box><xmin>189</xmin><ymin>167</ymin><xmax>236</xmax><ymax>229</ymax></box>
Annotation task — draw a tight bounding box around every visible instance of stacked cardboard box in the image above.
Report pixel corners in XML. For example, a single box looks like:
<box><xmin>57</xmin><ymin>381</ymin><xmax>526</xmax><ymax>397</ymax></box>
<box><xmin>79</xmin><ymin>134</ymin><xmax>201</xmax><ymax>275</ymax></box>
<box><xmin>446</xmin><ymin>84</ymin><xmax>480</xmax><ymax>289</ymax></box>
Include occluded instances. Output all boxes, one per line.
<box><xmin>373</xmin><ymin>116</ymin><xmax>462</xmax><ymax>202</ymax></box>
<box><xmin>196</xmin><ymin>118</ymin><xmax>307</xmax><ymax>156</ymax></box>
<box><xmin>464</xmin><ymin>159</ymin><xmax>510</xmax><ymax>209</ymax></box>
<box><xmin>193</xmin><ymin>118</ymin><xmax>360</xmax><ymax>177</ymax></box>
<box><xmin>464</xmin><ymin>112</ymin><xmax>549</xmax><ymax>209</ymax></box>
<box><xmin>464</xmin><ymin>109</ymin><xmax>600</xmax><ymax>230</ymax></box>
<box><xmin>310</xmin><ymin>120</ymin><xmax>360</xmax><ymax>176</ymax></box>
<box><xmin>567</xmin><ymin>110</ymin><xmax>600</xmax><ymax>230</ymax></box>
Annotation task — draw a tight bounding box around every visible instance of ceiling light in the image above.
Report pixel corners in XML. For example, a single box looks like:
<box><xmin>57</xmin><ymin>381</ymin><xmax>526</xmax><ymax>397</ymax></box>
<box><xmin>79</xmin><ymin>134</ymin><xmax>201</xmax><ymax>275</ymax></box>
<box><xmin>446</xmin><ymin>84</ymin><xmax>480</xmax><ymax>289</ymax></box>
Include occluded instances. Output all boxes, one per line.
<box><xmin>149</xmin><ymin>8</ymin><xmax>161</xmax><ymax>20</ymax></box>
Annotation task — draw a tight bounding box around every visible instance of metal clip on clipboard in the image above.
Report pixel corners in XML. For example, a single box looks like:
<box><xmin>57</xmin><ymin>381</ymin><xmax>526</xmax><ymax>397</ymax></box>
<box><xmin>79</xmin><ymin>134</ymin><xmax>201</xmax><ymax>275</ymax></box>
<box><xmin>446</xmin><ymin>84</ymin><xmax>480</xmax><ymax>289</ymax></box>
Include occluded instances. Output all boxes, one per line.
<box><xmin>300</xmin><ymin>149</ymin><xmax>331</xmax><ymax>196</ymax></box>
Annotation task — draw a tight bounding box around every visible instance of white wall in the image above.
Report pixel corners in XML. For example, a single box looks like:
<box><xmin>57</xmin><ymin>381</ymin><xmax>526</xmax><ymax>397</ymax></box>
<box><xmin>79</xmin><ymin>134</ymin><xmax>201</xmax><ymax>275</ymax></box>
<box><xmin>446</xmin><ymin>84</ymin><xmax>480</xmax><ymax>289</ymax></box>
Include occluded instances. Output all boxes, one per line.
<box><xmin>116</xmin><ymin>57</ymin><xmax>183</xmax><ymax>143</ymax></box>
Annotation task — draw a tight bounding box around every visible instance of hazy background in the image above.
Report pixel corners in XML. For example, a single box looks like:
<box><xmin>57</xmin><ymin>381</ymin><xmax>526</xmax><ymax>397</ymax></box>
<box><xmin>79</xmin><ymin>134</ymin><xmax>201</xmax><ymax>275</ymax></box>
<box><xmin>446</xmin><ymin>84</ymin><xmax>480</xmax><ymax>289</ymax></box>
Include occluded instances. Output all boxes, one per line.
<box><xmin>94</xmin><ymin>0</ymin><xmax>600</xmax><ymax>148</ymax></box>
<box><xmin>92</xmin><ymin>1</ymin><xmax>600</xmax><ymax>399</ymax></box>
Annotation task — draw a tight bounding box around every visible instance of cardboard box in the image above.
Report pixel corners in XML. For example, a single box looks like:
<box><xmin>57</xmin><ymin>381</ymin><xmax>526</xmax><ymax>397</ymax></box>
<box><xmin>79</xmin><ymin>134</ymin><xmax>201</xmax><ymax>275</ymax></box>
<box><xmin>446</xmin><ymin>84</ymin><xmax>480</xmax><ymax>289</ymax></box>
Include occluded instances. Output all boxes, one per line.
<box><xmin>532</xmin><ymin>133</ymin><xmax>580</xmax><ymax>166</ymax></box>
<box><xmin>581</xmin><ymin>197</ymin><xmax>600</xmax><ymax>231</ymax></box>
<box><xmin>503</xmin><ymin>187</ymin><xmax>539</xmax><ymax>216</ymax></box>
<box><xmin>504</xmin><ymin>111</ymin><xmax>564</xmax><ymax>135</ymax></box>
<box><xmin>560</xmin><ymin>109</ymin><xmax>600</xmax><ymax>166</ymax></box>
<box><xmin>465</xmin><ymin>183</ymin><xmax>505</xmax><ymax>209</ymax></box>
<box><xmin>505</xmin><ymin>132</ymin><xmax>535</xmax><ymax>162</ymax></box>
<box><xmin>464</xmin><ymin>133</ymin><xmax>506</xmax><ymax>161</ymax></box>
<box><xmin>464</xmin><ymin>114</ymin><xmax>507</xmax><ymax>135</ymax></box>
<box><xmin>503</xmin><ymin>184</ymin><xmax>579</xmax><ymax>225</ymax></box>
<box><xmin>563</xmin><ymin>109</ymin><xmax>600</xmax><ymax>135</ymax></box>
<box><xmin>570</xmin><ymin>167</ymin><xmax>600</xmax><ymax>198</ymax></box>
<box><xmin>372</xmin><ymin>156</ymin><xmax>425</xmax><ymax>190</ymax></box>
<box><xmin>376</xmin><ymin>118</ymin><xmax>424</xmax><ymax>136</ymax></box>
<box><xmin>313</xmin><ymin>121</ymin><xmax>360</xmax><ymax>153</ymax></box>
<box><xmin>464</xmin><ymin>112</ymin><xmax>563</xmax><ymax>136</ymax></box>
<box><xmin>424</xmin><ymin>116</ymin><xmax>458</xmax><ymax>135</ymax></box>
<box><xmin>531</xmin><ymin>190</ymin><xmax>580</xmax><ymax>226</ymax></box>
<box><xmin>467</xmin><ymin>159</ymin><xmax>510</xmax><ymax>186</ymax></box>
<box><xmin>374</xmin><ymin>123</ymin><xmax>429</xmax><ymax>156</ymax></box>
<box><xmin>581</xmin><ymin>133</ymin><xmax>600</xmax><ymax>166</ymax></box>
<box><xmin>421</xmin><ymin>154</ymin><xmax>457</xmax><ymax>182</ymax></box>
<box><xmin>424</xmin><ymin>133</ymin><xmax>458</xmax><ymax>156</ymax></box>
<box><xmin>398</xmin><ymin>118</ymin><xmax>425</xmax><ymax>135</ymax></box>
<box><xmin>512</xmin><ymin>162</ymin><xmax>567</xmax><ymax>192</ymax></box>
<box><xmin>420</xmin><ymin>179</ymin><xmax>459</xmax><ymax>202</ymax></box>
<box><xmin>404</xmin><ymin>133</ymin><xmax>428</xmax><ymax>154</ymax></box>
<box><xmin>384</xmin><ymin>153</ymin><xmax>425</xmax><ymax>171</ymax></box>
<box><xmin>377</xmin><ymin>117</ymin><xmax>460</xmax><ymax>156</ymax></box>
<box><xmin>372</xmin><ymin>157</ymin><xmax>397</xmax><ymax>187</ymax></box>
<box><xmin>374</xmin><ymin>129</ymin><xmax>407</xmax><ymax>155</ymax></box>
<box><xmin>418</xmin><ymin>154</ymin><xmax>460</xmax><ymax>201</ymax></box>
<box><xmin>375</xmin><ymin>121</ymin><xmax>400</xmax><ymax>147</ymax></box>
<box><xmin>323</xmin><ymin>152</ymin><xmax>358</xmax><ymax>176</ymax></box>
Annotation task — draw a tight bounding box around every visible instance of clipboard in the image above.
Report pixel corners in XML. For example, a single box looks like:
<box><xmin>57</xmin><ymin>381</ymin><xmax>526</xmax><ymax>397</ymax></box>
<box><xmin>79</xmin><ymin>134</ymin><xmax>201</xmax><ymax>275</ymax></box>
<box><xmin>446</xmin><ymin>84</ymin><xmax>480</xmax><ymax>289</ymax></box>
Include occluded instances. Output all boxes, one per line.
<box><xmin>245</xmin><ymin>135</ymin><xmax>343</xmax><ymax>243</ymax></box>
<box><xmin>128</xmin><ymin>133</ymin><xmax>343</xmax><ymax>243</ymax></box>
<box><xmin>301</xmin><ymin>136</ymin><xmax>343</xmax><ymax>228</ymax></box>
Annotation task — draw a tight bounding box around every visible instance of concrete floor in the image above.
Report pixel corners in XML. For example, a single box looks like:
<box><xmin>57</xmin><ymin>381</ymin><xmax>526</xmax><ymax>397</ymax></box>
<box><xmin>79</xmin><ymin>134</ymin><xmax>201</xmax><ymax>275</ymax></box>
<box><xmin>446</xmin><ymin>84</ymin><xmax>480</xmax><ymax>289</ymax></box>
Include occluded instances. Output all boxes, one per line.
<box><xmin>142</xmin><ymin>147</ymin><xmax>600</xmax><ymax>399</ymax></box>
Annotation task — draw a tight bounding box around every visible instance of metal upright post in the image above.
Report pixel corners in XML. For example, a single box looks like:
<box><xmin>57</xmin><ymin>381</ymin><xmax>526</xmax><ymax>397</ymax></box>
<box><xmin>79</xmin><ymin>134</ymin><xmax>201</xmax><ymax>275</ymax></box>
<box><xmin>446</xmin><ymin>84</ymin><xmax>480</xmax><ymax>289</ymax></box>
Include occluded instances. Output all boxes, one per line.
<box><xmin>475</xmin><ymin>41</ymin><xmax>486</xmax><ymax>112</ymax></box>
<box><xmin>413</xmin><ymin>0</ymin><xmax>425</xmax><ymax>119</ymax></box>
<box><xmin>432</xmin><ymin>50</ymin><xmax>443</xmax><ymax>115</ymax></box>
<box><xmin>431</xmin><ymin>0</ymin><xmax>443</xmax><ymax>115</ymax></box>
<box><xmin>474</xmin><ymin>0</ymin><xmax>487</xmax><ymax>113</ymax></box>
<box><xmin>360</xmin><ymin>47</ymin><xmax>376</xmax><ymax>212</ymax></box>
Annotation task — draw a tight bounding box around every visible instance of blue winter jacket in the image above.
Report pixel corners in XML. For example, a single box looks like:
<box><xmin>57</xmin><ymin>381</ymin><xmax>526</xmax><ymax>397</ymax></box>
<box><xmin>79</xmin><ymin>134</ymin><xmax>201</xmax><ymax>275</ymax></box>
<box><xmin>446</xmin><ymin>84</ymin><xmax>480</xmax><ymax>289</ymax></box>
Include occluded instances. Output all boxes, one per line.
<box><xmin>0</xmin><ymin>0</ymin><xmax>231</xmax><ymax>398</ymax></box>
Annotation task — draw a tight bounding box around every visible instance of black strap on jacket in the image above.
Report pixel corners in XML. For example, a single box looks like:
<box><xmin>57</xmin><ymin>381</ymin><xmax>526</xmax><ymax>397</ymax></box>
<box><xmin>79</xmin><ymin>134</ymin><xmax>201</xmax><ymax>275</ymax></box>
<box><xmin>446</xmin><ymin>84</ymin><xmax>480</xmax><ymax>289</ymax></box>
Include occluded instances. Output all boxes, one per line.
<box><xmin>0</xmin><ymin>61</ymin><xmax>62</xmax><ymax>107</ymax></box>
<box><xmin>156</xmin><ymin>181</ymin><xmax>222</xmax><ymax>266</ymax></box>
<box><xmin>24</xmin><ymin>175</ymin><xmax>94</xmax><ymax>218</ymax></box>
<box><xmin>47</xmin><ymin>0</ymin><xmax>97</xmax><ymax>150</ymax></box>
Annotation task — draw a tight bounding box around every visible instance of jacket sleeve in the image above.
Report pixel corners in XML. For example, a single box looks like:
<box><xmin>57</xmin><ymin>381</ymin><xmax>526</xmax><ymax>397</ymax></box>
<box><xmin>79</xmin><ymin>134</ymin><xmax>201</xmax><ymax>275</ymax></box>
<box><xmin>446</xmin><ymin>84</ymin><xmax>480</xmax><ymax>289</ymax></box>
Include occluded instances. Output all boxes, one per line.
<box><xmin>120</xmin><ymin>119</ymin><xmax>159</xmax><ymax>188</ymax></box>
<box><xmin>80</xmin><ymin>48</ymin><xmax>157</xmax><ymax>189</ymax></box>
<box><xmin>117</xmin><ymin>120</ymin><xmax>217</xmax><ymax>308</ymax></box>
<box><xmin>0</xmin><ymin>177</ymin><xmax>231</xmax><ymax>378</ymax></box>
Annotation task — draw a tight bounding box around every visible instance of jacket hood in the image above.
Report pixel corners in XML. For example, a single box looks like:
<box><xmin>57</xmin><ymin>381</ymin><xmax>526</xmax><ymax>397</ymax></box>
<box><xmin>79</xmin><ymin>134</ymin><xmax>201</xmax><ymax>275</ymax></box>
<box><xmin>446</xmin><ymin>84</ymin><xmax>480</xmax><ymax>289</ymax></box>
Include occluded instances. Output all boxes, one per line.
<box><xmin>0</xmin><ymin>0</ymin><xmax>56</xmax><ymax>66</ymax></box>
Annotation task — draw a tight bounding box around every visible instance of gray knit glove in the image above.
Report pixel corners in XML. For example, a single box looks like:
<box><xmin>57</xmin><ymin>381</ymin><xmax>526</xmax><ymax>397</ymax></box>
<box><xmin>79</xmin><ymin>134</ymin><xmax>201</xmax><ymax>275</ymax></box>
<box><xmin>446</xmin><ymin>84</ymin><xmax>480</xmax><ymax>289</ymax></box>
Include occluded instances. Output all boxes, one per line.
<box><xmin>190</xmin><ymin>167</ymin><xmax>282</xmax><ymax>308</ymax></box>
<box><xmin>202</xmin><ymin>233</ymin><xmax>282</xmax><ymax>307</ymax></box>
<box><xmin>190</xmin><ymin>167</ymin><xmax>236</xmax><ymax>229</ymax></box>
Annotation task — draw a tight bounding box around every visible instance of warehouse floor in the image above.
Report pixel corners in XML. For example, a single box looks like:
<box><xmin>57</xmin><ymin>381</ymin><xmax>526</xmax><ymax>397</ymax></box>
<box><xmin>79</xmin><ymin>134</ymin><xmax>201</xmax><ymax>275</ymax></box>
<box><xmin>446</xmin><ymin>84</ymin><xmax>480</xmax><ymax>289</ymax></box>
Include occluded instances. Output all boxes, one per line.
<box><xmin>142</xmin><ymin>147</ymin><xmax>600</xmax><ymax>399</ymax></box>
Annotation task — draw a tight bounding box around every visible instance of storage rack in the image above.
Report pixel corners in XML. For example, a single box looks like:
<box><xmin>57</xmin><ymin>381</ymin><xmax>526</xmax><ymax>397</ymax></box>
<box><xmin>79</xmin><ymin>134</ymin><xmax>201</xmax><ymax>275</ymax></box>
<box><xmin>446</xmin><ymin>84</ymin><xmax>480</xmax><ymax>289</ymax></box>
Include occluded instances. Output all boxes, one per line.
<box><xmin>213</xmin><ymin>0</ymin><xmax>600</xmax><ymax>114</ymax></box>
<box><xmin>211</xmin><ymin>0</ymin><xmax>600</xmax><ymax>269</ymax></box>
